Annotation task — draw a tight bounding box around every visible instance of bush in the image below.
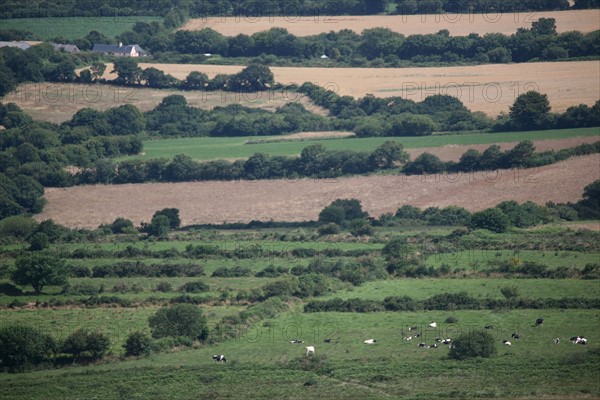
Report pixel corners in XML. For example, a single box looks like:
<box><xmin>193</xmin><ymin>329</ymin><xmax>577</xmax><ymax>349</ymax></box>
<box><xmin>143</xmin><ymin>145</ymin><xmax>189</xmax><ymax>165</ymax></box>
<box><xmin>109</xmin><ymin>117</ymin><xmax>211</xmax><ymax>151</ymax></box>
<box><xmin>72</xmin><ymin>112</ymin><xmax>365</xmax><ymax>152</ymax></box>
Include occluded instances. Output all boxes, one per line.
<box><xmin>62</xmin><ymin>328</ymin><xmax>110</xmax><ymax>359</ymax></box>
<box><xmin>179</xmin><ymin>281</ymin><xmax>210</xmax><ymax>293</ymax></box>
<box><xmin>0</xmin><ymin>325</ymin><xmax>57</xmax><ymax>369</ymax></box>
<box><xmin>155</xmin><ymin>281</ymin><xmax>172</xmax><ymax>292</ymax></box>
<box><xmin>445</xmin><ymin>316</ymin><xmax>458</xmax><ymax>324</ymax></box>
<box><xmin>469</xmin><ymin>208</ymin><xmax>510</xmax><ymax>233</ymax></box>
<box><xmin>449</xmin><ymin>331</ymin><xmax>497</xmax><ymax>360</ymax></box>
<box><xmin>318</xmin><ymin>223</ymin><xmax>340</xmax><ymax>235</ymax></box>
<box><xmin>124</xmin><ymin>331</ymin><xmax>152</xmax><ymax>357</ymax></box>
<box><xmin>148</xmin><ymin>304</ymin><xmax>209</xmax><ymax>340</ymax></box>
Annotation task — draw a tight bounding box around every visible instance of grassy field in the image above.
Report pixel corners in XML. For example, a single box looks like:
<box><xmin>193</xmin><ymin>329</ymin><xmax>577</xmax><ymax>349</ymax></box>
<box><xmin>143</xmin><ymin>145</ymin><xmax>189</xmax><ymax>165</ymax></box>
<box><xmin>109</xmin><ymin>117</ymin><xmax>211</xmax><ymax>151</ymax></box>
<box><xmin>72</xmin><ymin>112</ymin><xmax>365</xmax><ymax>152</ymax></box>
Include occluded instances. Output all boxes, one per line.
<box><xmin>1</xmin><ymin>308</ymin><xmax>598</xmax><ymax>399</ymax></box>
<box><xmin>127</xmin><ymin>127</ymin><xmax>600</xmax><ymax>162</ymax></box>
<box><xmin>0</xmin><ymin>16</ymin><xmax>162</xmax><ymax>40</ymax></box>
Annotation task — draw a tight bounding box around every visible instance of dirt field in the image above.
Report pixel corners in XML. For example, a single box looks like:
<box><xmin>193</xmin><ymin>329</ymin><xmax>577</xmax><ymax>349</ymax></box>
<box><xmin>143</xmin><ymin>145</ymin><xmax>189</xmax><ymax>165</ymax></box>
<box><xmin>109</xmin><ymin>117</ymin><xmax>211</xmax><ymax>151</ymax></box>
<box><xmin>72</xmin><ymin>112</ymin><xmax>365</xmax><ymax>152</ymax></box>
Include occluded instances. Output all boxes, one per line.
<box><xmin>91</xmin><ymin>61</ymin><xmax>598</xmax><ymax>116</ymax></box>
<box><xmin>36</xmin><ymin>154</ymin><xmax>600</xmax><ymax>229</ymax></box>
<box><xmin>407</xmin><ymin>136</ymin><xmax>600</xmax><ymax>161</ymax></box>
<box><xmin>181</xmin><ymin>10</ymin><xmax>600</xmax><ymax>36</ymax></box>
<box><xmin>6</xmin><ymin>82</ymin><xmax>328</xmax><ymax>124</ymax></box>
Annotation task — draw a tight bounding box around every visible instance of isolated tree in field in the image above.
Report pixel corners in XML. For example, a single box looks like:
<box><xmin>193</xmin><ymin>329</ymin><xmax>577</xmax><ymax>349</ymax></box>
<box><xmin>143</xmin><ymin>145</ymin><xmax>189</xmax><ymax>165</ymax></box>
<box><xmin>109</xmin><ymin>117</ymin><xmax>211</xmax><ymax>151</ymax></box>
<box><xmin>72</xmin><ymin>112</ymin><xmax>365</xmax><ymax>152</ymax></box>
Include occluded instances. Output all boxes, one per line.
<box><xmin>12</xmin><ymin>254</ymin><xmax>68</xmax><ymax>294</ymax></box>
<box><xmin>148</xmin><ymin>304</ymin><xmax>209</xmax><ymax>340</ymax></box>
<box><xmin>449</xmin><ymin>331</ymin><xmax>497</xmax><ymax>360</ymax></box>
<box><xmin>469</xmin><ymin>208</ymin><xmax>510</xmax><ymax>233</ymax></box>
<box><xmin>509</xmin><ymin>91</ymin><xmax>551</xmax><ymax>130</ymax></box>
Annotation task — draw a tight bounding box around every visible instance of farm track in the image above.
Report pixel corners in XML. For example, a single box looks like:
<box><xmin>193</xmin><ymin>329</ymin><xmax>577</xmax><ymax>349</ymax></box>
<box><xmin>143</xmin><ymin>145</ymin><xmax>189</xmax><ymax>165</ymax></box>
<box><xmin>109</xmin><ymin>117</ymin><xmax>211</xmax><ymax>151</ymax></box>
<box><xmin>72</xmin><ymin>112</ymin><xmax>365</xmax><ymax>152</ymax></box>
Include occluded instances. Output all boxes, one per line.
<box><xmin>37</xmin><ymin>154</ymin><xmax>600</xmax><ymax>229</ymax></box>
<box><xmin>181</xmin><ymin>10</ymin><xmax>600</xmax><ymax>36</ymax></box>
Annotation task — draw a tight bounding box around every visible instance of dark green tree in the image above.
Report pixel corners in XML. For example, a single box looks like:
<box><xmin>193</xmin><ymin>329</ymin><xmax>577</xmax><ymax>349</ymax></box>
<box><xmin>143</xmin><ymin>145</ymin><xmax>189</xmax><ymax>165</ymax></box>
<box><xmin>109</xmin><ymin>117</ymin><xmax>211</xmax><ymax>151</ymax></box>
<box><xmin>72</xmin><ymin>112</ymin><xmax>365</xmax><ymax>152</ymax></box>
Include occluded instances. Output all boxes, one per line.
<box><xmin>148</xmin><ymin>304</ymin><xmax>209</xmax><ymax>340</ymax></box>
<box><xmin>124</xmin><ymin>331</ymin><xmax>152</xmax><ymax>356</ymax></box>
<box><xmin>369</xmin><ymin>141</ymin><xmax>409</xmax><ymax>169</ymax></box>
<box><xmin>0</xmin><ymin>325</ymin><xmax>57</xmax><ymax>368</ymax></box>
<box><xmin>12</xmin><ymin>254</ymin><xmax>68</xmax><ymax>294</ymax></box>
<box><xmin>152</xmin><ymin>208</ymin><xmax>181</xmax><ymax>229</ymax></box>
<box><xmin>509</xmin><ymin>91</ymin><xmax>552</xmax><ymax>130</ymax></box>
<box><xmin>112</xmin><ymin>58</ymin><xmax>142</xmax><ymax>85</ymax></box>
<box><xmin>469</xmin><ymin>208</ymin><xmax>510</xmax><ymax>233</ymax></box>
<box><xmin>449</xmin><ymin>330</ymin><xmax>497</xmax><ymax>360</ymax></box>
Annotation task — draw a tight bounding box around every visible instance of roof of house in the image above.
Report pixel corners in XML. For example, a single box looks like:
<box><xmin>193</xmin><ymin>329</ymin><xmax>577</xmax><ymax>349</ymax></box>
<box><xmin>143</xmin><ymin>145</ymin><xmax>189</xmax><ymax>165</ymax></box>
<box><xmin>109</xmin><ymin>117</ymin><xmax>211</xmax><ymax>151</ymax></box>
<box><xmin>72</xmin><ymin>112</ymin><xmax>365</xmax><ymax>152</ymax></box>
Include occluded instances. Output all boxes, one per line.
<box><xmin>92</xmin><ymin>44</ymin><xmax>146</xmax><ymax>54</ymax></box>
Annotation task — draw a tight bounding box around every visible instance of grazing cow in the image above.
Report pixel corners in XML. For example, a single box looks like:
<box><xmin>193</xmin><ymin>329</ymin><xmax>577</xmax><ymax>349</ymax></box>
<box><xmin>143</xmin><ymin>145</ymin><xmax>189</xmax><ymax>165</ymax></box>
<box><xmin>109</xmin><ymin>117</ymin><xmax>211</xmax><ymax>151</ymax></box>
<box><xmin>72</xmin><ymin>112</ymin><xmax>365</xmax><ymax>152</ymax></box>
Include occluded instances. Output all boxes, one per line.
<box><xmin>363</xmin><ymin>339</ymin><xmax>376</xmax><ymax>344</ymax></box>
<box><xmin>553</xmin><ymin>338</ymin><xmax>560</xmax><ymax>344</ymax></box>
<box><xmin>408</xmin><ymin>326</ymin><xmax>418</xmax><ymax>331</ymax></box>
<box><xmin>511</xmin><ymin>333</ymin><xmax>521</xmax><ymax>340</ymax></box>
<box><xmin>403</xmin><ymin>336</ymin><xmax>413</xmax><ymax>341</ymax></box>
<box><xmin>503</xmin><ymin>340</ymin><xmax>512</xmax><ymax>346</ymax></box>
<box><xmin>212</xmin><ymin>355</ymin><xmax>227</xmax><ymax>363</ymax></box>
<box><xmin>324</xmin><ymin>338</ymin><xmax>339</xmax><ymax>343</ymax></box>
<box><xmin>535</xmin><ymin>318</ymin><xmax>544</xmax><ymax>326</ymax></box>
<box><xmin>290</xmin><ymin>339</ymin><xmax>304</xmax><ymax>344</ymax></box>
<box><xmin>442</xmin><ymin>339</ymin><xmax>452</xmax><ymax>345</ymax></box>
<box><xmin>428</xmin><ymin>344</ymin><xmax>438</xmax><ymax>349</ymax></box>
<box><xmin>428</xmin><ymin>322</ymin><xmax>437</xmax><ymax>328</ymax></box>
<box><xmin>415</xmin><ymin>333</ymin><xmax>422</xmax><ymax>338</ymax></box>
<box><xmin>484</xmin><ymin>325</ymin><xmax>494</xmax><ymax>329</ymax></box>
<box><xmin>305</xmin><ymin>346</ymin><xmax>315</xmax><ymax>355</ymax></box>
<box><xmin>418</xmin><ymin>343</ymin><xmax>427</xmax><ymax>348</ymax></box>
<box><xmin>435</xmin><ymin>337</ymin><xmax>442</xmax><ymax>342</ymax></box>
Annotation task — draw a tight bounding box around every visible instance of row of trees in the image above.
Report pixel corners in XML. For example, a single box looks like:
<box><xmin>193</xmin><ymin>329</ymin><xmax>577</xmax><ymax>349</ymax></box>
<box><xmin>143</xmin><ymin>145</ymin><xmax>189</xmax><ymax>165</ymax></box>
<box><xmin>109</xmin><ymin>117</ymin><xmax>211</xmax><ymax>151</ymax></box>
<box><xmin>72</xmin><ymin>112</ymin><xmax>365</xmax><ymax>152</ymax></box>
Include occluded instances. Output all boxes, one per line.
<box><xmin>2</xmin><ymin>0</ymin><xmax>591</xmax><ymax>19</ymax></box>
<box><xmin>164</xmin><ymin>21</ymin><xmax>599</xmax><ymax>65</ymax></box>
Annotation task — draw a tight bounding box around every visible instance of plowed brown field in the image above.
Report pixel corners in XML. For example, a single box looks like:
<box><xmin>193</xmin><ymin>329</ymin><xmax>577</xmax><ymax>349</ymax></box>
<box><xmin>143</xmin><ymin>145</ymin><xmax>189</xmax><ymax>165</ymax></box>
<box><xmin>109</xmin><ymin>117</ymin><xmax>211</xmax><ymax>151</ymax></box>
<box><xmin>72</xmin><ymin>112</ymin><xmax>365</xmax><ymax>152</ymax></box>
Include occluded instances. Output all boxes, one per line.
<box><xmin>181</xmin><ymin>10</ymin><xmax>600</xmax><ymax>36</ymax></box>
<box><xmin>36</xmin><ymin>154</ymin><xmax>600</xmax><ymax>229</ymax></box>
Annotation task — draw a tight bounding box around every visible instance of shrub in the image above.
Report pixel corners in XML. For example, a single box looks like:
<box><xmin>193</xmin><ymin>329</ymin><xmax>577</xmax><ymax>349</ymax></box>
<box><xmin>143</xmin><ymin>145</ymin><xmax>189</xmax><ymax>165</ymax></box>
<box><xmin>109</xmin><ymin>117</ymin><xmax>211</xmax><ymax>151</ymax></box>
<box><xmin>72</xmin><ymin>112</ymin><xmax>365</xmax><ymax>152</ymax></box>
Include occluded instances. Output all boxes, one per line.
<box><xmin>0</xmin><ymin>325</ymin><xmax>57</xmax><ymax>368</ymax></box>
<box><xmin>148</xmin><ymin>304</ymin><xmax>209</xmax><ymax>340</ymax></box>
<box><xmin>62</xmin><ymin>328</ymin><xmax>110</xmax><ymax>359</ymax></box>
<box><xmin>445</xmin><ymin>316</ymin><xmax>459</xmax><ymax>324</ymax></box>
<box><xmin>179</xmin><ymin>281</ymin><xmax>210</xmax><ymax>293</ymax></box>
<box><xmin>318</xmin><ymin>223</ymin><xmax>340</xmax><ymax>235</ymax></box>
<box><xmin>449</xmin><ymin>331</ymin><xmax>497</xmax><ymax>360</ymax></box>
<box><xmin>155</xmin><ymin>281</ymin><xmax>172</xmax><ymax>292</ymax></box>
<box><xmin>469</xmin><ymin>208</ymin><xmax>510</xmax><ymax>233</ymax></box>
<box><xmin>124</xmin><ymin>331</ymin><xmax>152</xmax><ymax>357</ymax></box>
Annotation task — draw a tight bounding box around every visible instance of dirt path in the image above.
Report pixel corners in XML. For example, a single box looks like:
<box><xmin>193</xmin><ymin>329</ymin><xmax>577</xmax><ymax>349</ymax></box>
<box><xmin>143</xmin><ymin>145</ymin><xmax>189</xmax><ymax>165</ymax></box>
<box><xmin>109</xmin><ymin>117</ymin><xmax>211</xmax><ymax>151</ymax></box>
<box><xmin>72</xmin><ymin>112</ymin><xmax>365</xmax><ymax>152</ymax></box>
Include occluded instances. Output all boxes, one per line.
<box><xmin>36</xmin><ymin>154</ymin><xmax>600</xmax><ymax>229</ymax></box>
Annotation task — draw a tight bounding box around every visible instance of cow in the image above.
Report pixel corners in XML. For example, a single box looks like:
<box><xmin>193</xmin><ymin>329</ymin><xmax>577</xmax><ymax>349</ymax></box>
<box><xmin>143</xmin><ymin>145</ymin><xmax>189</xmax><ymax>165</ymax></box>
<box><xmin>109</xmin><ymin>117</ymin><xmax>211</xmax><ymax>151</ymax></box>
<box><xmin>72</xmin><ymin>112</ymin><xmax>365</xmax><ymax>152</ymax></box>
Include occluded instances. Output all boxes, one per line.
<box><xmin>572</xmin><ymin>336</ymin><xmax>587</xmax><ymax>345</ymax></box>
<box><xmin>290</xmin><ymin>339</ymin><xmax>304</xmax><ymax>344</ymax></box>
<box><xmin>535</xmin><ymin>318</ymin><xmax>544</xmax><ymax>326</ymax></box>
<box><xmin>212</xmin><ymin>355</ymin><xmax>227</xmax><ymax>363</ymax></box>
<box><xmin>428</xmin><ymin>344</ymin><xmax>438</xmax><ymax>349</ymax></box>
<box><xmin>363</xmin><ymin>339</ymin><xmax>376</xmax><ymax>344</ymax></box>
<box><xmin>305</xmin><ymin>346</ymin><xmax>315</xmax><ymax>355</ymax></box>
<box><xmin>442</xmin><ymin>339</ymin><xmax>452</xmax><ymax>345</ymax></box>
<box><xmin>484</xmin><ymin>325</ymin><xmax>494</xmax><ymax>330</ymax></box>
<box><xmin>511</xmin><ymin>333</ymin><xmax>521</xmax><ymax>340</ymax></box>
<box><xmin>553</xmin><ymin>338</ymin><xmax>560</xmax><ymax>344</ymax></box>
<box><xmin>408</xmin><ymin>326</ymin><xmax>418</xmax><ymax>331</ymax></box>
<box><xmin>403</xmin><ymin>336</ymin><xmax>413</xmax><ymax>341</ymax></box>
<box><xmin>418</xmin><ymin>343</ymin><xmax>427</xmax><ymax>348</ymax></box>
<box><xmin>503</xmin><ymin>340</ymin><xmax>512</xmax><ymax>346</ymax></box>
<box><xmin>428</xmin><ymin>322</ymin><xmax>437</xmax><ymax>328</ymax></box>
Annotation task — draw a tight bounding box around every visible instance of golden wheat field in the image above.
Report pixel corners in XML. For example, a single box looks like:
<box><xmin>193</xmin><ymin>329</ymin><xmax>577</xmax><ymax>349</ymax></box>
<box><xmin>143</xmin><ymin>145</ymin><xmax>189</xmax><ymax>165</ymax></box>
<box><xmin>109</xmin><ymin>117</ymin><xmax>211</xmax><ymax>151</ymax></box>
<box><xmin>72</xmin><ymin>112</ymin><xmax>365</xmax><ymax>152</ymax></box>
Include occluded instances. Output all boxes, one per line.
<box><xmin>181</xmin><ymin>10</ymin><xmax>600</xmax><ymax>36</ymax></box>
<box><xmin>95</xmin><ymin>61</ymin><xmax>600</xmax><ymax>116</ymax></box>
<box><xmin>36</xmin><ymin>154</ymin><xmax>600</xmax><ymax>229</ymax></box>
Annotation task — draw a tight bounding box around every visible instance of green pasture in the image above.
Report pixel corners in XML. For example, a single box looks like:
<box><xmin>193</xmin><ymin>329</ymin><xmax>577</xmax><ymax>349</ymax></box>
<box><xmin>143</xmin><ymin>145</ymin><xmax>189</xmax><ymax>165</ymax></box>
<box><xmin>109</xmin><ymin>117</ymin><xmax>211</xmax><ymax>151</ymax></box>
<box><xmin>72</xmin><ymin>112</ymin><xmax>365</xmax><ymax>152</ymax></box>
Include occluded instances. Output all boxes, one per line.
<box><xmin>320</xmin><ymin>278</ymin><xmax>600</xmax><ymax>301</ymax></box>
<box><xmin>0</xmin><ymin>16</ymin><xmax>162</xmax><ymax>40</ymax></box>
<box><xmin>128</xmin><ymin>127</ymin><xmax>600</xmax><ymax>162</ymax></box>
<box><xmin>1</xmin><ymin>309</ymin><xmax>598</xmax><ymax>399</ymax></box>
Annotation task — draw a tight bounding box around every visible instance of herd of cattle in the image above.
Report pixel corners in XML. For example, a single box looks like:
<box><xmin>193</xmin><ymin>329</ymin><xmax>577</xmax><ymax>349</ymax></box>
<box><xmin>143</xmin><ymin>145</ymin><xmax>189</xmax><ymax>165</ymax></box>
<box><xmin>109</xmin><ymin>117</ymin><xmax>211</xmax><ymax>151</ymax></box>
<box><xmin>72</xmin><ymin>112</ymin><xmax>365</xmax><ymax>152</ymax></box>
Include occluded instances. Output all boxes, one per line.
<box><xmin>212</xmin><ymin>318</ymin><xmax>588</xmax><ymax>362</ymax></box>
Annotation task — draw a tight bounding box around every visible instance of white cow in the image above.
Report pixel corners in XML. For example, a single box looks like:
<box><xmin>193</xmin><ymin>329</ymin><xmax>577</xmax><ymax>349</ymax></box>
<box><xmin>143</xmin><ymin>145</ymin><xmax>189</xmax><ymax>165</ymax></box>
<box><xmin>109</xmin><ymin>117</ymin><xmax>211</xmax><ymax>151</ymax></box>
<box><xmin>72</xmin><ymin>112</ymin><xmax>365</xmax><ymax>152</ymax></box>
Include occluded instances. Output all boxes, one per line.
<box><xmin>305</xmin><ymin>346</ymin><xmax>315</xmax><ymax>355</ymax></box>
<box><xmin>428</xmin><ymin>322</ymin><xmax>437</xmax><ymax>328</ymax></box>
<box><xmin>363</xmin><ymin>339</ymin><xmax>376</xmax><ymax>344</ymax></box>
<box><xmin>503</xmin><ymin>340</ymin><xmax>512</xmax><ymax>346</ymax></box>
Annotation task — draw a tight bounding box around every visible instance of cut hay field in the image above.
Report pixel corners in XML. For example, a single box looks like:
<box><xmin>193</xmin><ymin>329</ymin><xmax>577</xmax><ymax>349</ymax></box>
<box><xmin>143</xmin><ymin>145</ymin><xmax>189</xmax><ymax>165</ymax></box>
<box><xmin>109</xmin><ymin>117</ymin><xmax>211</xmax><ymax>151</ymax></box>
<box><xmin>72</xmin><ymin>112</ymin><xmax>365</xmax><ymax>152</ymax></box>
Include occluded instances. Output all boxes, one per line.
<box><xmin>97</xmin><ymin>61</ymin><xmax>599</xmax><ymax>116</ymax></box>
<box><xmin>6</xmin><ymin>83</ymin><xmax>327</xmax><ymax>124</ymax></box>
<box><xmin>36</xmin><ymin>154</ymin><xmax>600</xmax><ymax>228</ymax></box>
<box><xmin>130</xmin><ymin>128</ymin><xmax>600</xmax><ymax>162</ymax></box>
<box><xmin>181</xmin><ymin>9</ymin><xmax>600</xmax><ymax>36</ymax></box>
<box><xmin>0</xmin><ymin>16</ymin><xmax>162</xmax><ymax>40</ymax></box>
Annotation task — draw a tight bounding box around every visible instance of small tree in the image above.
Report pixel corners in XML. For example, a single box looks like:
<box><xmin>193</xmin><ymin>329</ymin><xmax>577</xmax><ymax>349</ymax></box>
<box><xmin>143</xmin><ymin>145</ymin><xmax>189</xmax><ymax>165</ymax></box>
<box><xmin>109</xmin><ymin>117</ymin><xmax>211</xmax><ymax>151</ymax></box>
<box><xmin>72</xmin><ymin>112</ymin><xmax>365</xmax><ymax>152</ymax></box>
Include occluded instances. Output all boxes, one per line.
<box><xmin>109</xmin><ymin>217</ymin><xmax>135</xmax><ymax>234</ymax></box>
<box><xmin>469</xmin><ymin>208</ymin><xmax>510</xmax><ymax>233</ymax></box>
<box><xmin>449</xmin><ymin>331</ymin><xmax>497</xmax><ymax>360</ymax></box>
<box><xmin>62</xmin><ymin>329</ymin><xmax>110</xmax><ymax>359</ymax></box>
<box><xmin>509</xmin><ymin>91</ymin><xmax>552</xmax><ymax>130</ymax></box>
<box><xmin>28</xmin><ymin>232</ymin><xmax>49</xmax><ymax>251</ymax></box>
<box><xmin>152</xmin><ymin>208</ymin><xmax>181</xmax><ymax>229</ymax></box>
<box><xmin>147</xmin><ymin>214</ymin><xmax>170</xmax><ymax>237</ymax></box>
<box><xmin>148</xmin><ymin>304</ymin><xmax>209</xmax><ymax>340</ymax></box>
<box><xmin>12</xmin><ymin>254</ymin><xmax>68</xmax><ymax>294</ymax></box>
<box><xmin>0</xmin><ymin>325</ymin><xmax>57</xmax><ymax>368</ymax></box>
<box><xmin>124</xmin><ymin>331</ymin><xmax>152</xmax><ymax>357</ymax></box>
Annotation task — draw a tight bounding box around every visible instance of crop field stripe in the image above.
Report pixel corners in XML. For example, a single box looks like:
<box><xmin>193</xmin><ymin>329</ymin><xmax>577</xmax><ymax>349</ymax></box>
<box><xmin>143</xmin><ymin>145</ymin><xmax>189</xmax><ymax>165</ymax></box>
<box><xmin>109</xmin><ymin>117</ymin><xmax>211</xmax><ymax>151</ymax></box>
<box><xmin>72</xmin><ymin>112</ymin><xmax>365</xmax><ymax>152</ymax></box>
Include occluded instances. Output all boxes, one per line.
<box><xmin>128</xmin><ymin>127</ymin><xmax>600</xmax><ymax>162</ymax></box>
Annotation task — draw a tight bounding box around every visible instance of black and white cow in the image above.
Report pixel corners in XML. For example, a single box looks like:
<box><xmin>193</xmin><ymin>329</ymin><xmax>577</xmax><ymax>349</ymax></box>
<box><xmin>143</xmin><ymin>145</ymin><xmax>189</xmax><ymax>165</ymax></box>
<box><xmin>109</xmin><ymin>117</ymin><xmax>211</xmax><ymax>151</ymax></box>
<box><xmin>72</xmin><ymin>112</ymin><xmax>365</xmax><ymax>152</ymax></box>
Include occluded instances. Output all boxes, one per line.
<box><xmin>535</xmin><ymin>318</ymin><xmax>544</xmax><ymax>326</ymax></box>
<box><xmin>571</xmin><ymin>336</ymin><xmax>587</xmax><ymax>345</ymax></box>
<box><xmin>290</xmin><ymin>339</ymin><xmax>304</xmax><ymax>344</ymax></box>
<box><xmin>511</xmin><ymin>333</ymin><xmax>521</xmax><ymax>340</ymax></box>
<box><xmin>213</xmin><ymin>355</ymin><xmax>227</xmax><ymax>363</ymax></box>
